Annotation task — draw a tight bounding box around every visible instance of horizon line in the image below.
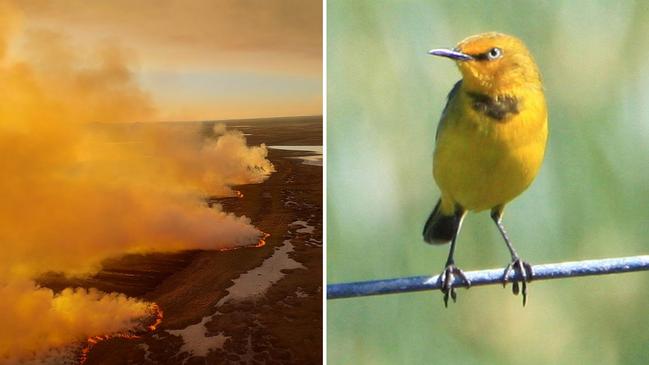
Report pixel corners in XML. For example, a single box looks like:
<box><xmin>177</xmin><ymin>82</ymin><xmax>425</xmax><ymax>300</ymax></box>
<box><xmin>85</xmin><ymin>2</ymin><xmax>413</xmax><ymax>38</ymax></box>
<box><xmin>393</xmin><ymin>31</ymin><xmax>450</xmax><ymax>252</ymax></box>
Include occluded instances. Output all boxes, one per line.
<box><xmin>92</xmin><ymin>114</ymin><xmax>323</xmax><ymax>125</ymax></box>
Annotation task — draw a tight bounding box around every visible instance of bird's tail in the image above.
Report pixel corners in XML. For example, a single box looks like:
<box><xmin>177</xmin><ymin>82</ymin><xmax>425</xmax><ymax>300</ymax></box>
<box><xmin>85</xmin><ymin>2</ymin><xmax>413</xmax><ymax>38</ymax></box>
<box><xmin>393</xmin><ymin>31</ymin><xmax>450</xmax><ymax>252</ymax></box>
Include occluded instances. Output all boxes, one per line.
<box><xmin>423</xmin><ymin>199</ymin><xmax>459</xmax><ymax>244</ymax></box>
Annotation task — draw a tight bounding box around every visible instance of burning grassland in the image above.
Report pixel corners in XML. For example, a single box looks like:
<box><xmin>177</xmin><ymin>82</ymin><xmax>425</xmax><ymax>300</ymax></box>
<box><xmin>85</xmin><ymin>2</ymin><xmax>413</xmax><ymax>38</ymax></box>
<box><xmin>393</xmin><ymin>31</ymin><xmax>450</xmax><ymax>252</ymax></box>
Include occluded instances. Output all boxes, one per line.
<box><xmin>78</xmin><ymin>303</ymin><xmax>163</xmax><ymax>365</ymax></box>
<box><xmin>0</xmin><ymin>2</ymin><xmax>274</xmax><ymax>361</ymax></box>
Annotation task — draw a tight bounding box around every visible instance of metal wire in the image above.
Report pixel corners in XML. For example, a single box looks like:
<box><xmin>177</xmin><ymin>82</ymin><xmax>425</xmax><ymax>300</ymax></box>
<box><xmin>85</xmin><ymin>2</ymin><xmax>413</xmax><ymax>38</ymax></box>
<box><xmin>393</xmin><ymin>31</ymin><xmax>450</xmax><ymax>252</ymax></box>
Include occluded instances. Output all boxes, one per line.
<box><xmin>327</xmin><ymin>255</ymin><xmax>649</xmax><ymax>300</ymax></box>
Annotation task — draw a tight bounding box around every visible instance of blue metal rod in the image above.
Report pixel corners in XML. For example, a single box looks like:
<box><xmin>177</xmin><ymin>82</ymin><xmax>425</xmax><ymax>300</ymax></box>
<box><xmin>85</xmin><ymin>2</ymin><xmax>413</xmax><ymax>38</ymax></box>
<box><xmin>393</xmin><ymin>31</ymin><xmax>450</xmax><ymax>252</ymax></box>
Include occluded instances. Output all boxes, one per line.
<box><xmin>327</xmin><ymin>255</ymin><xmax>649</xmax><ymax>300</ymax></box>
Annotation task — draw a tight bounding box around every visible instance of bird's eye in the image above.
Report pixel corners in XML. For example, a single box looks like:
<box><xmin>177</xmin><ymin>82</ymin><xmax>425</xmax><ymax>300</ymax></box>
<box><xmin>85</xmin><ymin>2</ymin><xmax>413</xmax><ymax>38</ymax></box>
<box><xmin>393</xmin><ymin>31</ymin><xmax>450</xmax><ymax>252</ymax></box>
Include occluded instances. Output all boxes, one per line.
<box><xmin>487</xmin><ymin>47</ymin><xmax>502</xmax><ymax>60</ymax></box>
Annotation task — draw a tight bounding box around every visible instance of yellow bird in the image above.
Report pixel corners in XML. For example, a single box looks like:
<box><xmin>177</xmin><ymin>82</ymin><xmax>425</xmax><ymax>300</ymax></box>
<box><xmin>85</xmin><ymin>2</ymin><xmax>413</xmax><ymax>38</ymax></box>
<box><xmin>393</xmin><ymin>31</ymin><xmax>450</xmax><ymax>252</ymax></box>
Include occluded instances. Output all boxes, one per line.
<box><xmin>424</xmin><ymin>32</ymin><xmax>547</xmax><ymax>306</ymax></box>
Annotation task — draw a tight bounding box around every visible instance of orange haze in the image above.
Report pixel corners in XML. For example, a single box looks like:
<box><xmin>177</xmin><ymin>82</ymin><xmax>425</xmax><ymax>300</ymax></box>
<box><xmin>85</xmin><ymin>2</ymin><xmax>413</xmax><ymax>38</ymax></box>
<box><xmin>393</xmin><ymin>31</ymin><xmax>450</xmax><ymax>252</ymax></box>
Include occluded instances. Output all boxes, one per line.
<box><xmin>11</xmin><ymin>0</ymin><xmax>323</xmax><ymax>120</ymax></box>
<box><xmin>0</xmin><ymin>1</ymin><xmax>277</xmax><ymax>361</ymax></box>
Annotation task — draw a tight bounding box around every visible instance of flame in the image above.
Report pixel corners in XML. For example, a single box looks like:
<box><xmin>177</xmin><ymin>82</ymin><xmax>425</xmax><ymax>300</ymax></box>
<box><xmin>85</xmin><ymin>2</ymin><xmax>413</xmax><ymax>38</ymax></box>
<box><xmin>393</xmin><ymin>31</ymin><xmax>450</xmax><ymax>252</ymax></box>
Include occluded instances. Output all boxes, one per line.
<box><xmin>147</xmin><ymin>303</ymin><xmax>164</xmax><ymax>332</ymax></box>
<box><xmin>254</xmin><ymin>232</ymin><xmax>270</xmax><ymax>247</ymax></box>
<box><xmin>79</xmin><ymin>303</ymin><xmax>164</xmax><ymax>364</ymax></box>
<box><xmin>76</xmin><ymin>229</ymin><xmax>265</xmax><ymax>363</ymax></box>
<box><xmin>216</xmin><ymin>232</ymin><xmax>269</xmax><ymax>252</ymax></box>
<box><xmin>206</xmin><ymin>189</ymin><xmax>244</xmax><ymax>208</ymax></box>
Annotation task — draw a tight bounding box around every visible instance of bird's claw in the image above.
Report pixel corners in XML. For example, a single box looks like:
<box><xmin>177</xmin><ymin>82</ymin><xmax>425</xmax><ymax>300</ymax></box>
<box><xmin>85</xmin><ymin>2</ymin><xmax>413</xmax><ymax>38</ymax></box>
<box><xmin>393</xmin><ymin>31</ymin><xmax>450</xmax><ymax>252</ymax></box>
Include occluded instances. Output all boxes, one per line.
<box><xmin>439</xmin><ymin>264</ymin><xmax>471</xmax><ymax>307</ymax></box>
<box><xmin>502</xmin><ymin>258</ymin><xmax>533</xmax><ymax>306</ymax></box>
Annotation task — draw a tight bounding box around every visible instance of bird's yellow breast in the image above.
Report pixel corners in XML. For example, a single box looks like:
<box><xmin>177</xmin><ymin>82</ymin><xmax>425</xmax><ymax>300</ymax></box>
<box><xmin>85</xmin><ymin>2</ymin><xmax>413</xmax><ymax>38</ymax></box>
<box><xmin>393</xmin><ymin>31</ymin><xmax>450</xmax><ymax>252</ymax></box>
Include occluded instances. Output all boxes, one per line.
<box><xmin>433</xmin><ymin>87</ymin><xmax>547</xmax><ymax>213</ymax></box>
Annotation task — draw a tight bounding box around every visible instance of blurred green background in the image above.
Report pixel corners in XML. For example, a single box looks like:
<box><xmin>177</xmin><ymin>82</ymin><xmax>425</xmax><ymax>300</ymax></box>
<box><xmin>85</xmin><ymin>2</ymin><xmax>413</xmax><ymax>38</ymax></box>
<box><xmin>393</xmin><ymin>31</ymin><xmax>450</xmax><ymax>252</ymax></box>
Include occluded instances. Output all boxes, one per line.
<box><xmin>327</xmin><ymin>1</ymin><xmax>649</xmax><ymax>364</ymax></box>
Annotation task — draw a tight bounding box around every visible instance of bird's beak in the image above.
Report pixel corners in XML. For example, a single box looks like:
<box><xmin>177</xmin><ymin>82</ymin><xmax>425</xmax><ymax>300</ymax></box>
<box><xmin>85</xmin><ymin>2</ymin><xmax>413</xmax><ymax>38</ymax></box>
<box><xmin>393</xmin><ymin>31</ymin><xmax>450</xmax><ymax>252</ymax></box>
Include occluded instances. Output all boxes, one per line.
<box><xmin>428</xmin><ymin>48</ymin><xmax>473</xmax><ymax>61</ymax></box>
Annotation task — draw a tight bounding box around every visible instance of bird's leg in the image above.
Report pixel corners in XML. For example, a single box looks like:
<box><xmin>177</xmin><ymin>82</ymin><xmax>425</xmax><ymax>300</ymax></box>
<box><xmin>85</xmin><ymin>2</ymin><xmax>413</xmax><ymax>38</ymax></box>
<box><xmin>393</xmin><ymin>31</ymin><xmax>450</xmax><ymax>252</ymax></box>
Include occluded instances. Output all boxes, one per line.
<box><xmin>439</xmin><ymin>210</ymin><xmax>470</xmax><ymax>307</ymax></box>
<box><xmin>490</xmin><ymin>208</ymin><xmax>533</xmax><ymax>306</ymax></box>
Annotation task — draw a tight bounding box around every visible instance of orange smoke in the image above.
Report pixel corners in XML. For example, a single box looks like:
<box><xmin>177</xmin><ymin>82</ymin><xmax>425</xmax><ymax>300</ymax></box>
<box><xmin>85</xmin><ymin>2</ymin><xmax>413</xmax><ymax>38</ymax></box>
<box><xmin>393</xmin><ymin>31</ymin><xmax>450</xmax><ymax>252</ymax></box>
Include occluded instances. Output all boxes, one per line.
<box><xmin>0</xmin><ymin>2</ymin><xmax>273</xmax><ymax>361</ymax></box>
<box><xmin>0</xmin><ymin>281</ymin><xmax>154</xmax><ymax>361</ymax></box>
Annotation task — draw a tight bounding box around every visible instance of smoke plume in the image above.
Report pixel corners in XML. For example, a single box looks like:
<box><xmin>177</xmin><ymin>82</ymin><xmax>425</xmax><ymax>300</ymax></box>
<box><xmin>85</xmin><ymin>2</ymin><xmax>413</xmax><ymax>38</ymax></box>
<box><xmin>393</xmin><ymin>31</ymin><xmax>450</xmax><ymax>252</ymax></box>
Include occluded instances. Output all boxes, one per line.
<box><xmin>0</xmin><ymin>2</ymin><xmax>274</xmax><ymax>361</ymax></box>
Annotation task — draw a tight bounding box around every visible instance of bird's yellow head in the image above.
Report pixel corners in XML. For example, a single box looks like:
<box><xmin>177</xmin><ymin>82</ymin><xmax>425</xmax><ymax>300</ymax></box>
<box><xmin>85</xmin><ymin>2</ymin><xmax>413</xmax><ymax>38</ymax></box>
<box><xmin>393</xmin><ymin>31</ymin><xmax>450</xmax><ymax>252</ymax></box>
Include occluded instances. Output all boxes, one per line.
<box><xmin>429</xmin><ymin>32</ymin><xmax>542</xmax><ymax>94</ymax></box>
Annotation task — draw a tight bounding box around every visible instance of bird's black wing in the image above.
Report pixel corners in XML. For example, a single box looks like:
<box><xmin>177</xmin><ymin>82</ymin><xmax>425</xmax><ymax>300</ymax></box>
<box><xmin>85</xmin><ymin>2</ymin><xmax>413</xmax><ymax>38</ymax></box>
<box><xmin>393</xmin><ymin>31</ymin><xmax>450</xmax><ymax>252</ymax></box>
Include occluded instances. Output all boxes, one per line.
<box><xmin>435</xmin><ymin>80</ymin><xmax>462</xmax><ymax>141</ymax></box>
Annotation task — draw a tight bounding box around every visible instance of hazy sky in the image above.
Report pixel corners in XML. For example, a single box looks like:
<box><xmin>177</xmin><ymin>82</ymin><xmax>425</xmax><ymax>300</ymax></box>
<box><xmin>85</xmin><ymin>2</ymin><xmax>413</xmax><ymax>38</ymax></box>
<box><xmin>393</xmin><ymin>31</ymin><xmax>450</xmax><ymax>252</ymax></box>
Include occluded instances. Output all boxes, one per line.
<box><xmin>11</xmin><ymin>0</ymin><xmax>322</xmax><ymax>120</ymax></box>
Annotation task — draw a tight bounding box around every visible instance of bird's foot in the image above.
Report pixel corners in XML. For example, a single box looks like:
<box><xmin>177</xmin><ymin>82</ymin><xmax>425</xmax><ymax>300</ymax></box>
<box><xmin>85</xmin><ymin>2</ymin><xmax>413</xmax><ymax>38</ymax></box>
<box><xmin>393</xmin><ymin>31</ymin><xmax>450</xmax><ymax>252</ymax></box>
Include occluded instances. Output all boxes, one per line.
<box><xmin>503</xmin><ymin>258</ymin><xmax>533</xmax><ymax>306</ymax></box>
<box><xmin>439</xmin><ymin>263</ymin><xmax>471</xmax><ymax>307</ymax></box>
